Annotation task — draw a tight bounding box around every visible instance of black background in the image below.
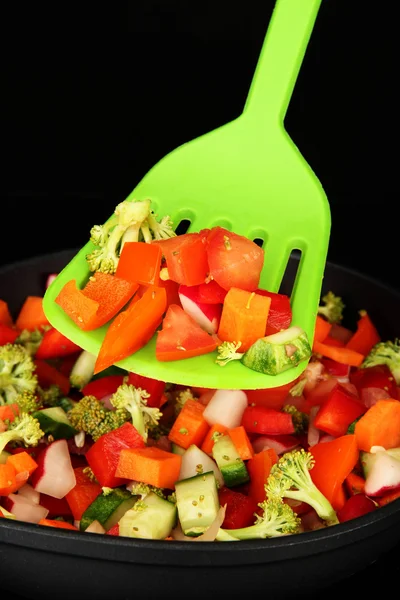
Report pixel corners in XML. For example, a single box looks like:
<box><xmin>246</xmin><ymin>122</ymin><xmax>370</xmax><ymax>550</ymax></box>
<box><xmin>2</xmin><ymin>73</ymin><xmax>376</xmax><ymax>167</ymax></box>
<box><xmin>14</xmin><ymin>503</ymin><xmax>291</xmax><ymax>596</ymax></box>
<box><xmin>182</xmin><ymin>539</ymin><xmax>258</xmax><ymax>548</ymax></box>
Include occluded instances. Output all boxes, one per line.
<box><xmin>2</xmin><ymin>0</ymin><xmax>398</xmax><ymax>289</ymax></box>
<box><xmin>1</xmin><ymin>4</ymin><xmax>399</xmax><ymax>595</ymax></box>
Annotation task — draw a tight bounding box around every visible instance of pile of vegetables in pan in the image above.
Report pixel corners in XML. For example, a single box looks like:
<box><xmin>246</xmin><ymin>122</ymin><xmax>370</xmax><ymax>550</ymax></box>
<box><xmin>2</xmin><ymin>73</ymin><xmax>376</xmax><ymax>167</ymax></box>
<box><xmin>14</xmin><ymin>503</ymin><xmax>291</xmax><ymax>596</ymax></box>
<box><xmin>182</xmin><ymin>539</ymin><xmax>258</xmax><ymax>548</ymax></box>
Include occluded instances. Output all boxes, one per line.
<box><xmin>2</xmin><ymin>202</ymin><xmax>400</xmax><ymax>540</ymax></box>
<box><xmin>53</xmin><ymin>198</ymin><xmax>311</xmax><ymax>376</ymax></box>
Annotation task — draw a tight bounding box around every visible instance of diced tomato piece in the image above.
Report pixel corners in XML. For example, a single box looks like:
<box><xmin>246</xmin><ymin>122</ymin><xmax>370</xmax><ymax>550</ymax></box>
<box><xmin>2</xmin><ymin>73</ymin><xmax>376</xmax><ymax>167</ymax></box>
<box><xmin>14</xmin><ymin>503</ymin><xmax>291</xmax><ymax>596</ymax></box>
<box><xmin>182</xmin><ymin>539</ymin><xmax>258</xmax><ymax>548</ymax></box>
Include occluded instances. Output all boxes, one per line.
<box><xmin>218</xmin><ymin>487</ymin><xmax>259</xmax><ymax>529</ymax></box>
<box><xmin>350</xmin><ymin>364</ymin><xmax>398</xmax><ymax>398</ymax></box>
<box><xmin>241</xmin><ymin>406</ymin><xmax>295</xmax><ymax>435</ymax></box>
<box><xmin>206</xmin><ymin>226</ymin><xmax>264</xmax><ymax>292</ymax></box>
<box><xmin>255</xmin><ymin>289</ymin><xmax>292</xmax><ymax>335</ymax></box>
<box><xmin>153</xmin><ymin>231</ymin><xmax>209</xmax><ymax>286</ymax></box>
<box><xmin>155</xmin><ymin>304</ymin><xmax>219</xmax><ymax>361</ymax></box>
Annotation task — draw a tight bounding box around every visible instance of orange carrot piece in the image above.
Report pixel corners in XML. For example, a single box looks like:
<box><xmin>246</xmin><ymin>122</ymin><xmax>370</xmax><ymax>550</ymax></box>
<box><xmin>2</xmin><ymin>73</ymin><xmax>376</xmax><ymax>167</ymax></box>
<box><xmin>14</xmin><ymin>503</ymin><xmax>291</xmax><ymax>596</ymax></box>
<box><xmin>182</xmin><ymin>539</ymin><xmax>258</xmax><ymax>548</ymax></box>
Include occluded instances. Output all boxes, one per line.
<box><xmin>116</xmin><ymin>241</ymin><xmax>163</xmax><ymax>286</ymax></box>
<box><xmin>0</xmin><ymin>403</ymin><xmax>19</xmax><ymax>423</ymax></box>
<box><xmin>0</xmin><ymin>299</ymin><xmax>13</xmax><ymax>327</ymax></box>
<box><xmin>0</xmin><ymin>463</ymin><xmax>18</xmax><ymax>496</ymax></box>
<box><xmin>313</xmin><ymin>339</ymin><xmax>365</xmax><ymax>367</ymax></box>
<box><xmin>344</xmin><ymin>471</ymin><xmax>366</xmax><ymax>496</ymax></box>
<box><xmin>228</xmin><ymin>426</ymin><xmax>254</xmax><ymax>460</ymax></box>
<box><xmin>7</xmin><ymin>451</ymin><xmax>38</xmax><ymax>476</ymax></box>
<box><xmin>200</xmin><ymin>423</ymin><xmax>228</xmax><ymax>454</ymax></box>
<box><xmin>168</xmin><ymin>399</ymin><xmax>210</xmax><ymax>449</ymax></box>
<box><xmin>354</xmin><ymin>398</ymin><xmax>400</xmax><ymax>451</ymax></box>
<box><xmin>115</xmin><ymin>446</ymin><xmax>182</xmax><ymax>489</ymax></box>
<box><xmin>310</xmin><ymin>434</ymin><xmax>359</xmax><ymax>511</ymax></box>
<box><xmin>247</xmin><ymin>448</ymin><xmax>279</xmax><ymax>505</ymax></box>
<box><xmin>15</xmin><ymin>296</ymin><xmax>50</xmax><ymax>332</ymax></box>
<box><xmin>314</xmin><ymin>315</ymin><xmax>332</xmax><ymax>343</ymax></box>
<box><xmin>218</xmin><ymin>288</ymin><xmax>271</xmax><ymax>352</ymax></box>
<box><xmin>345</xmin><ymin>311</ymin><xmax>381</xmax><ymax>356</ymax></box>
<box><xmin>38</xmin><ymin>518</ymin><xmax>79</xmax><ymax>531</ymax></box>
<box><xmin>94</xmin><ymin>285</ymin><xmax>167</xmax><ymax>374</ymax></box>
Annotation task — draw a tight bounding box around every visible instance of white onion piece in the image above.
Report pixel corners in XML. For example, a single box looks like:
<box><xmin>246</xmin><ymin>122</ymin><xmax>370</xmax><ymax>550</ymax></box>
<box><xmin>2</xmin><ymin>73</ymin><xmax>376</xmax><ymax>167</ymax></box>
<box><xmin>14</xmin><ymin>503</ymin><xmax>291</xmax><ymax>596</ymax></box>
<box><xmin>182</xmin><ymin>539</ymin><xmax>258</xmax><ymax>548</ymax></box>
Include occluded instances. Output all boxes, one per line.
<box><xmin>178</xmin><ymin>444</ymin><xmax>224</xmax><ymax>487</ymax></box>
<box><xmin>307</xmin><ymin>406</ymin><xmax>321</xmax><ymax>447</ymax></box>
<box><xmin>252</xmin><ymin>435</ymin><xmax>299</xmax><ymax>455</ymax></box>
<box><xmin>85</xmin><ymin>519</ymin><xmax>106</xmax><ymax>534</ymax></box>
<box><xmin>74</xmin><ymin>431</ymin><xmax>86</xmax><ymax>448</ymax></box>
<box><xmin>171</xmin><ymin>506</ymin><xmax>226</xmax><ymax>542</ymax></box>
<box><xmin>203</xmin><ymin>390</ymin><xmax>248</xmax><ymax>428</ymax></box>
<box><xmin>18</xmin><ymin>483</ymin><xmax>40</xmax><ymax>505</ymax></box>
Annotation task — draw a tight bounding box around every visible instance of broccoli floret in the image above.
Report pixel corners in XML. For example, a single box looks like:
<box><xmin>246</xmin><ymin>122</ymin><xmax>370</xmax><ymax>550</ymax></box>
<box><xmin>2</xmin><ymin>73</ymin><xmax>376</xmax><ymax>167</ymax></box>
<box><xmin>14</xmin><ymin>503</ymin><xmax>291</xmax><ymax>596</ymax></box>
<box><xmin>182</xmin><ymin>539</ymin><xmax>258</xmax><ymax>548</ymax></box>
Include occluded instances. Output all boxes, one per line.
<box><xmin>15</xmin><ymin>328</ymin><xmax>44</xmax><ymax>356</ymax></box>
<box><xmin>0</xmin><ymin>413</ymin><xmax>44</xmax><ymax>454</ymax></box>
<box><xmin>110</xmin><ymin>383</ymin><xmax>162</xmax><ymax>442</ymax></box>
<box><xmin>266</xmin><ymin>448</ymin><xmax>338</xmax><ymax>526</ymax></box>
<box><xmin>15</xmin><ymin>391</ymin><xmax>43</xmax><ymax>414</ymax></box>
<box><xmin>174</xmin><ymin>388</ymin><xmax>197</xmax><ymax>415</ymax></box>
<box><xmin>0</xmin><ymin>343</ymin><xmax>38</xmax><ymax>405</ymax></box>
<box><xmin>68</xmin><ymin>395</ymin><xmax>127</xmax><ymax>442</ymax></box>
<box><xmin>82</xmin><ymin>466</ymin><xmax>98</xmax><ymax>483</ymax></box>
<box><xmin>283</xmin><ymin>404</ymin><xmax>309</xmax><ymax>435</ymax></box>
<box><xmin>362</xmin><ymin>339</ymin><xmax>400</xmax><ymax>384</ymax></box>
<box><xmin>127</xmin><ymin>480</ymin><xmax>167</xmax><ymax>500</ymax></box>
<box><xmin>85</xmin><ymin>198</ymin><xmax>176</xmax><ymax>274</ymax></box>
<box><xmin>317</xmin><ymin>291</ymin><xmax>345</xmax><ymax>324</ymax></box>
<box><xmin>215</xmin><ymin>341</ymin><xmax>244</xmax><ymax>366</ymax></box>
<box><xmin>216</xmin><ymin>496</ymin><xmax>301</xmax><ymax>541</ymax></box>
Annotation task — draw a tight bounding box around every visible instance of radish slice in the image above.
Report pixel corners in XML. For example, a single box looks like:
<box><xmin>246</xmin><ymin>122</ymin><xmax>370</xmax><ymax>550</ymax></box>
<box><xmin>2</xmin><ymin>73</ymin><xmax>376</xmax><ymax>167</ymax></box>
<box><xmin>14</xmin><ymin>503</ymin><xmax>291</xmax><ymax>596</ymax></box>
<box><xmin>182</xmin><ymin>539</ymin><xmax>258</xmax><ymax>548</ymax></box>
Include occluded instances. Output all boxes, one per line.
<box><xmin>203</xmin><ymin>390</ymin><xmax>248</xmax><ymax>428</ymax></box>
<box><xmin>30</xmin><ymin>439</ymin><xmax>76</xmax><ymax>499</ymax></box>
<box><xmin>361</xmin><ymin>387</ymin><xmax>391</xmax><ymax>408</ymax></box>
<box><xmin>171</xmin><ymin>506</ymin><xmax>226</xmax><ymax>542</ymax></box>
<box><xmin>178</xmin><ymin>444</ymin><xmax>224</xmax><ymax>487</ymax></box>
<box><xmin>45</xmin><ymin>273</ymin><xmax>58</xmax><ymax>289</ymax></box>
<box><xmin>178</xmin><ymin>285</ymin><xmax>222</xmax><ymax>334</ymax></box>
<box><xmin>18</xmin><ymin>483</ymin><xmax>40</xmax><ymax>505</ymax></box>
<box><xmin>85</xmin><ymin>519</ymin><xmax>106</xmax><ymax>534</ymax></box>
<box><xmin>2</xmin><ymin>494</ymin><xmax>49</xmax><ymax>524</ymax></box>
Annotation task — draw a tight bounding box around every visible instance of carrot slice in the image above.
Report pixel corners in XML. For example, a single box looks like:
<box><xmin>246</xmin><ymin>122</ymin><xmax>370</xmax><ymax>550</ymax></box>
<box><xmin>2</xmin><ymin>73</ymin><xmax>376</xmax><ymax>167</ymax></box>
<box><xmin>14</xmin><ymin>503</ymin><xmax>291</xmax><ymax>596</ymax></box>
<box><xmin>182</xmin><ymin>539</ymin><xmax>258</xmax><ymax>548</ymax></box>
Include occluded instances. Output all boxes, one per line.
<box><xmin>310</xmin><ymin>434</ymin><xmax>359</xmax><ymax>511</ymax></box>
<box><xmin>313</xmin><ymin>339</ymin><xmax>365</xmax><ymax>367</ymax></box>
<box><xmin>7</xmin><ymin>451</ymin><xmax>38</xmax><ymax>476</ymax></box>
<box><xmin>15</xmin><ymin>296</ymin><xmax>50</xmax><ymax>332</ymax></box>
<box><xmin>0</xmin><ymin>463</ymin><xmax>18</xmax><ymax>496</ymax></box>
<box><xmin>38</xmin><ymin>519</ymin><xmax>79</xmax><ymax>531</ymax></box>
<box><xmin>227</xmin><ymin>425</ymin><xmax>254</xmax><ymax>460</ymax></box>
<box><xmin>65</xmin><ymin>466</ymin><xmax>102</xmax><ymax>521</ymax></box>
<box><xmin>94</xmin><ymin>285</ymin><xmax>167</xmax><ymax>374</ymax></box>
<box><xmin>0</xmin><ymin>403</ymin><xmax>19</xmax><ymax>423</ymax></box>
<box><xmin>0</xmin><ymin>299</ymin><xmax>13</xmax><ymax>327</ymax></box>
<box><xmin>168</xmin><ymin>399</ymin><xmax>210</xmax><ymax>449</ymax></box>
<box><xmin>217</xmin><ymin>288</ymin><xmax>271</xmax><ymax>352</ymax></box>
<box><xmin>55</xmin><ymin>273</ymin><xmax>138</xmax><ymax>331</ymax></box>
<box><xmin>247</xmin><ymin>448</ymin><xmax>279</xmax><ymax>505</ymax></box>
<box><xmin>115</xmin><ymin>446</ymin><xmax>182</xmax><ymax>489</ymax></box>
<box><xmin>313</xmin><ymin>315</ymin><xmax>332</xmax><ymax>343</ymax></box>
<box><xmin>116</xmin><ymin>241</ymin><xmax>162</xmax><ymax>286</ymax></box>
<box><xmin>354</xmin><ymin>398</ymin><xmax>400</xmax><ymax>451</ymax></box>
<box><xmin>200</xmin><ymin>423</ymin><xmax>228</xmax><ymax>454</ymax></box>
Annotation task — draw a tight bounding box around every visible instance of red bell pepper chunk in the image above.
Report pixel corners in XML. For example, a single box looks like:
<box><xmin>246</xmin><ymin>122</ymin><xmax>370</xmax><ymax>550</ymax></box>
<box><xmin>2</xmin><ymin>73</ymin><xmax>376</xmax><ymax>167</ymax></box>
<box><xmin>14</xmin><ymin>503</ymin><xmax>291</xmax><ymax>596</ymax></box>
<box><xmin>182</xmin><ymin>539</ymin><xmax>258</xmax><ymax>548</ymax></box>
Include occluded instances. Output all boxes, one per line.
<box><xmin>218</xmin><ymin>487</ymin><xmax>259</xmax><ymax>529</ymax></box>
<box><xmin>65</xmin><ymin>466</ymin><xmax>102</xmax><ymax>521</ymax></box>
<box><xmin>153</xmin><ymin>231</ymin><xmax>209</xmax><ymax>286</ymax></box>
<box><xmin>337</xmin><ymin>493</ymin><xmax>376</xmax><ymax>523</ymax></box>
<box><xmin>245</xmin><ymin>380</ymin><xmax>296</xmax><ymax>411</ymax></box>
<box><xmin>345</xmin><ymin>310</ymin><xmax>381</xmax><ymax>356</ymax></box>
<box><xmin>81</xmin><ymin>375</ymin><xmax>126</xmax><ymax>400</ymax></box>
<box><xmin>35</xmin><ymin>327</ymin><xmax>82</xmax><ymax>359</ymax></box>
<box><xmin>116</xmin><ymin>241</ymin><xmax>163</xmax><ymax>286</ymax></box>
<box><xmin>241</xmin><ymin>405</ymin><xmax>295</xmax><ymax>436</ymax></box>
<box><xmin>256</xmin><ymin>288</ymin><xmax>292</xmax><ymax>335</ymax></box>
<box><xmin>247</xmin><ymin>448</ymin><xmax>279</xmax><ymax>505</ymax></box>
<box><xmin>349</xmin><ymin>364</ymin><xmax>398</xmax><ymax>398</ymax></box>
<box><xmin>0</xmin><ymin>299</ymin><xmax>13</xmax><ymax>327</ymax></box>
<box><xmin>127</xmin><ymin>372</ymin><xmax>166</xmax><ymax>408</ymax></box>
<box><xmin>85</xmin><ymin>422</ymin><xmax>146</xmax><ymax>488</ymax></box>
<box><xmin>312</xmin><ymin>381</ymin><xmax>367</xmax><ymax>437</ymax></box>
<box><xmin>0</xmin><ymin>323</ymin><xmax>20</xmax><ymax>346</ymax></box>
<box><xmin>33</xmin><ymin>358</ymin><xmax>71</xmax><ymax>396</ymax></box>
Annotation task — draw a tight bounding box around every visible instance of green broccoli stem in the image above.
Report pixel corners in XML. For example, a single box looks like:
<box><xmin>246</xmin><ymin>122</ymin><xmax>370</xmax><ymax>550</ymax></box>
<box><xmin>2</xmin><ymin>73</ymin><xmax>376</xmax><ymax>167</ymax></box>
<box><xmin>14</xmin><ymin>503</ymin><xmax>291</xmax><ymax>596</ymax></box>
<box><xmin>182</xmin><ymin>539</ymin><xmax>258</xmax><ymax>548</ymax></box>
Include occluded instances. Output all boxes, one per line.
<box><xmin>281</xmin><ymin>484</ymin><xmax>338</xmax><ymax>525</ymax></box>
<box><xmin>0</xmin><ymin>430</ymin><xmax>18</xmax><ymax>454</ymax></box>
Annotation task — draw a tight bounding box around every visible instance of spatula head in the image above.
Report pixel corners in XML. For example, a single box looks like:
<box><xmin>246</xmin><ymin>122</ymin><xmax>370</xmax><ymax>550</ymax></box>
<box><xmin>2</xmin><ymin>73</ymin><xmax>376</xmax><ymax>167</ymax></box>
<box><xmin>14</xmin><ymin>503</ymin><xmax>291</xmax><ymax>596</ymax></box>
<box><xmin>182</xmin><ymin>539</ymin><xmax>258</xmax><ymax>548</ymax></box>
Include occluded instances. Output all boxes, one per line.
<box><xmin>43</xmin><ymin>116</ymin><xmax>331</xmax><ymax>389</ymax></box>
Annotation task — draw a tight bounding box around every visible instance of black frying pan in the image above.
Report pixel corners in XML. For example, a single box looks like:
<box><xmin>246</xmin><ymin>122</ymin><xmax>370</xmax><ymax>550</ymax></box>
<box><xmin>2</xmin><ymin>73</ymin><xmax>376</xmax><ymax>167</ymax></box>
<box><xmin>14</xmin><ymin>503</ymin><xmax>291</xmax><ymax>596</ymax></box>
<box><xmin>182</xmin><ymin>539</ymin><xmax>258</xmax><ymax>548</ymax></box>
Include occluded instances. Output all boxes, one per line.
<box><xmin>1</xmin><ymin>249</ymin><xmax>400</xmax><ymax>600</ymax></box>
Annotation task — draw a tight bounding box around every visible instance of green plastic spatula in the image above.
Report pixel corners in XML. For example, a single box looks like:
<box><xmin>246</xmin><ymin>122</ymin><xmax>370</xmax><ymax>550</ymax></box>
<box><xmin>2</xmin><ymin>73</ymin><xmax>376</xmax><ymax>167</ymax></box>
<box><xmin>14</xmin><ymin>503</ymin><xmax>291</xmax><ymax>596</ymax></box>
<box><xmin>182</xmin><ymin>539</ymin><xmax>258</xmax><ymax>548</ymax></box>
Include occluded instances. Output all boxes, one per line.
<box><xmin>43</xmin><ymin>0</ymin><xmax>331</xmax><ymax>390</ymax></box>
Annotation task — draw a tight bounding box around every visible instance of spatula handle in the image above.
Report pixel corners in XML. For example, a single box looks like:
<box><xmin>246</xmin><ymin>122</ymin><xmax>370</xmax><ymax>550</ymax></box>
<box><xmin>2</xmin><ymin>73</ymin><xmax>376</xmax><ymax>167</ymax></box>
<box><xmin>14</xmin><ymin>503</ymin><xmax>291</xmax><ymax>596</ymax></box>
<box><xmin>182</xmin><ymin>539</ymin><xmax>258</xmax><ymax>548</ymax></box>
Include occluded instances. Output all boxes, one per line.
<box><xmin>243</xmin><ymin>0</ymin><xmax>322</xmax><ymax>125</ymax></box>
